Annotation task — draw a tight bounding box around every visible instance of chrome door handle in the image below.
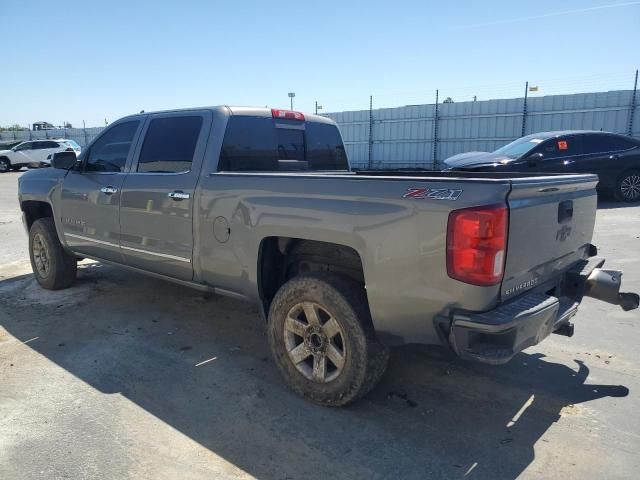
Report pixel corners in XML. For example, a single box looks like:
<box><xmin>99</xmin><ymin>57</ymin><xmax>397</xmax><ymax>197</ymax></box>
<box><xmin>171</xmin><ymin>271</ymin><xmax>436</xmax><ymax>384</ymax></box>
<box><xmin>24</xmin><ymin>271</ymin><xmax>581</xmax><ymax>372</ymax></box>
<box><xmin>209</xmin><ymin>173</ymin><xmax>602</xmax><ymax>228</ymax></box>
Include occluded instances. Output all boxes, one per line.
<box><xmin>168</xmin><ymin>191</ymin><xmax>190</xmax><ymax>200</ymax></box>
<box><xmin>100</xmin><ymin>186</ymin><xmax>118</xmax><ymax>195</ymax></box>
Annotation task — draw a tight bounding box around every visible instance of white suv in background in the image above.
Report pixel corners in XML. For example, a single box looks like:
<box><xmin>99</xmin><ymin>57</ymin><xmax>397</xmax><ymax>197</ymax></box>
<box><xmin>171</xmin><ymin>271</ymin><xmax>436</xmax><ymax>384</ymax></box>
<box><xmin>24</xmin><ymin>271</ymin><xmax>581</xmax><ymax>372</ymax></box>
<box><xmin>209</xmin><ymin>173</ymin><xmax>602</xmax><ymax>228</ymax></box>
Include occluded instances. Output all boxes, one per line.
<box><xmin>0</xmin><ymin>139</ymin><xmax>81</xmax><ymax>172</ymax></box>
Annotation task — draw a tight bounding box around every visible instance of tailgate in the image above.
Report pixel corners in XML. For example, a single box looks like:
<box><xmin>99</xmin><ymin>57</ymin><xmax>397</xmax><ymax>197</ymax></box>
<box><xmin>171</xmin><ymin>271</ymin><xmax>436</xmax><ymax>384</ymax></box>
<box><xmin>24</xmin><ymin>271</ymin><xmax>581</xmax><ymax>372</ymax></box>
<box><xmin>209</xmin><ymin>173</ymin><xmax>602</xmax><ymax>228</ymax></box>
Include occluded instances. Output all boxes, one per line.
<box><xmin>501</xmin><ymin>174</ymin><xmax>599</xmax><ymax>301</ymax></box>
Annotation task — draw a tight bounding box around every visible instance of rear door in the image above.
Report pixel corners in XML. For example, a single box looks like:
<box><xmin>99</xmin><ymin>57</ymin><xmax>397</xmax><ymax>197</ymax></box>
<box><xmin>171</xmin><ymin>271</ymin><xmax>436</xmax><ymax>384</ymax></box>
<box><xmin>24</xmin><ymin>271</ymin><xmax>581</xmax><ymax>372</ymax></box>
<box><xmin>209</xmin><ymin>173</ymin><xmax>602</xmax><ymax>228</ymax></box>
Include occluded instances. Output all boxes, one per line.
<box><xmin>39</xmin><ymin>140</ymin><xmax>63</xmax><ymax>163</ymax></box>
<box><xmin>119</xmin><ymin>111</ymin><xmax>211</xmax><ymax>280</ymax></box>
<box><xmin>575</xmin><ymin>134</ymin><xmax>636</xmax><ymax>191</ymax></box>
<box><xmin>502</xmin><ymin>174</ymin><xmax>598</xmax><ymax>301</ymax></box>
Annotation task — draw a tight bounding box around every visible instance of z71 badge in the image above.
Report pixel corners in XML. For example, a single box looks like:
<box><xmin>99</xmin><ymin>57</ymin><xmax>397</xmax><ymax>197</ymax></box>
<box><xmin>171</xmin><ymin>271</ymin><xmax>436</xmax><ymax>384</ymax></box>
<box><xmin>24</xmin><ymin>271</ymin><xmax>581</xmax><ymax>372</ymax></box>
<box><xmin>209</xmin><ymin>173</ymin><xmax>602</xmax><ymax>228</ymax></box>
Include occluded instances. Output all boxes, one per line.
<box><xmin>403</xmin><ymin>187</ymin><xmax>463</xmax><ymax>201</ymax></box>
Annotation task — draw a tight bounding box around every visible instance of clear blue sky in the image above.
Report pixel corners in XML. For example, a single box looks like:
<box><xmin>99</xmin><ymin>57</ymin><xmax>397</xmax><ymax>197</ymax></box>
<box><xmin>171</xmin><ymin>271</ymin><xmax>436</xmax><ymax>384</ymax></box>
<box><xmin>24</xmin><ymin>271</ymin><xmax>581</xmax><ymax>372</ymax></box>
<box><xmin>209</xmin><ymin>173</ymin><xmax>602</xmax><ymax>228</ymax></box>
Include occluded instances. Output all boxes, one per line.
<box><xmin>3</xmin><ymin>0</ymin><xmax>639</xmax><ymax>128</ymax></box>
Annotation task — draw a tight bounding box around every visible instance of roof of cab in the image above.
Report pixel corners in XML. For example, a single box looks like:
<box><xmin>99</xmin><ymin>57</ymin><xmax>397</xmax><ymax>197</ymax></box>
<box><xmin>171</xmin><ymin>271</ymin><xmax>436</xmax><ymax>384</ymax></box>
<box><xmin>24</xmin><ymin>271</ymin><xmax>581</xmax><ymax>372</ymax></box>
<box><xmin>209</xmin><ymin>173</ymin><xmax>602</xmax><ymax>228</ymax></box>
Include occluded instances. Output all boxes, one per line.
<box><xmin>118</xmin><ymin>106</ymin><xmax>336</xmax><ymax>125</ymax></box>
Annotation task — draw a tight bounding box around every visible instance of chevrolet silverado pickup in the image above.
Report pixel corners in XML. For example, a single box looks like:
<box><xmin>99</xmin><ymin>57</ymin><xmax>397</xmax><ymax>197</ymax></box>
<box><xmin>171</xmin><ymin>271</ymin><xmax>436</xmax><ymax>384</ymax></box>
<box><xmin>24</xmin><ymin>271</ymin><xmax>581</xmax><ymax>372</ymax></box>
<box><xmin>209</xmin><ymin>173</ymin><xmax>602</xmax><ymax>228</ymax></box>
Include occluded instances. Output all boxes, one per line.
<box><xmin>17</xmin><ymin>106</ymin><xmax>638</xmax><ymax>406</ymax></box>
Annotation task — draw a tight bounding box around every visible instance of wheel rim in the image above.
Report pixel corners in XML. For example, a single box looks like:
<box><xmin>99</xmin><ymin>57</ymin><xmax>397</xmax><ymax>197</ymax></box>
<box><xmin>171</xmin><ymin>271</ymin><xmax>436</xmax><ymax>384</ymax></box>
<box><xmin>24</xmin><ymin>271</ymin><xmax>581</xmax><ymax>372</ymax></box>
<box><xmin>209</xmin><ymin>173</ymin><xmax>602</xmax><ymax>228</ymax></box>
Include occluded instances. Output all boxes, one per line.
<box><xmin>620</xmin><ymin>174</ymin><xmax>640</xmax><ymax>201</ymax></box>
<box><xmin>283</xmin><ymin>301</ymin><xmax>347</xmax><ymax>383</ymax></box>
<box><xmin>32</xmin><ymin>233</ymin><xmax>51</xmax><ymax>278</ymax></box>
<box><xmin>0</xmin><ymin>161</ymin><xmax>8</xmax><ymax>172</ymax></box>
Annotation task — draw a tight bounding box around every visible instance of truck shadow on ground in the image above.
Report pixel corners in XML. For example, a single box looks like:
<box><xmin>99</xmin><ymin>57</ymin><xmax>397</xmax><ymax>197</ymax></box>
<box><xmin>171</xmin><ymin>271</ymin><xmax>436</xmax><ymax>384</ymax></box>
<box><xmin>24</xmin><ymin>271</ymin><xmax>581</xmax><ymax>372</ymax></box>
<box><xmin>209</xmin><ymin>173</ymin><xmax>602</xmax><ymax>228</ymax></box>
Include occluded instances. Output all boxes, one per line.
<box><xmin>0</xmin><ymin>264</ymin><xmax>630</xmax><ymax>480</ymax></box>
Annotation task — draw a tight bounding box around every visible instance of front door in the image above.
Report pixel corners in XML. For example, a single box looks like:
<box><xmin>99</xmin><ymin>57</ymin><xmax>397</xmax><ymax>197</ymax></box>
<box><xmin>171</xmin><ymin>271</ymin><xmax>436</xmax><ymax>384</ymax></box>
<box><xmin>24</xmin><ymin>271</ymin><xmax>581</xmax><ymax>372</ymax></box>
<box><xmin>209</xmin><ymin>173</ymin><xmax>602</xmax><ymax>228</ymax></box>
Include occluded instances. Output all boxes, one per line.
<box><xmin>12</xmin><ymin>141</ymin><xmax>35</xmax><ymax>166</ymax></box>
<box><xmin>531</xmin><ymin>136</ymin><xmax>583</xmax><ymax>173</ymax></box>
<box><xmin>119</xmin><ymin>111</ymin><xmax>211</xmax><ymax>281</ymax></box>
<box><xmin>59</xmin><ymin>119</ymin><xmax>143</xmax><ymax>262</ymax></box>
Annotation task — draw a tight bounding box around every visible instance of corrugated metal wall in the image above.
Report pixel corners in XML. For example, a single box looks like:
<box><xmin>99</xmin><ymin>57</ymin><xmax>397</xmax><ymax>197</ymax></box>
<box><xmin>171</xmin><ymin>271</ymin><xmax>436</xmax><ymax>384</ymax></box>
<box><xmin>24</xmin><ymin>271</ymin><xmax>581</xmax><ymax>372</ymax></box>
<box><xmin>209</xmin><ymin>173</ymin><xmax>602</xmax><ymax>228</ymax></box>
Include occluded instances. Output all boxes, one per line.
<box><xmin>2</xmin><ymin>90</ymin><xmax>638</xmax><ymax>170</ymax></box>
<box><xmin>325</xmin><ymin>89</ymin><xmax>640</xmax><ymax>169</ymax></box>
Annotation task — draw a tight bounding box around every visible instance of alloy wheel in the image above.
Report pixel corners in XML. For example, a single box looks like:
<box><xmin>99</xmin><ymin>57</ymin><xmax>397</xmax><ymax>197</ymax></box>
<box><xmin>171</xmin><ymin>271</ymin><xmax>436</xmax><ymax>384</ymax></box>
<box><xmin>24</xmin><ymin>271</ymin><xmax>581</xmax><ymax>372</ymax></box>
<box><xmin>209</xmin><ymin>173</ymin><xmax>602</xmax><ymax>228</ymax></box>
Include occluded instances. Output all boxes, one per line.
<box><xmin>620</xmin><ymin>174</ymin><xmax>640</xmax><ymax>201</ymax></box>
<box><xmin>283</xmin><ymin>301</ymin><xmax>347</xmax><ymax>383</ymax></box>
<box><xmin>32</xmin><ymin>233</ymin><xmax>51</xmax><ymax>278</ymax></box>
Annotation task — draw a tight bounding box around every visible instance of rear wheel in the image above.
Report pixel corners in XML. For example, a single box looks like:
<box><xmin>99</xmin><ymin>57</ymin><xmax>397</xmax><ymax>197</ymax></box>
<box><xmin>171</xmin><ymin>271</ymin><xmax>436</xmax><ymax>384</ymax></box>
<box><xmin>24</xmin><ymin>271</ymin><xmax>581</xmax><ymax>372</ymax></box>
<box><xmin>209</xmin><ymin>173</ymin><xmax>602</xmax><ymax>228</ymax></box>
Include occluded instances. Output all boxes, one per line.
<box><xmin>268</xmin><ymin>273</ymin><xmax>389</xmax><ymax>406</ymax></box>
<box><xmin>29</xmin><ymin>217</ymin><xmax>77</xmax><ymax>290</ymax></box>
<box><xmin>615</xmin><ymin>170</ymin><xmax>640</xmax><ymax>202</ymax></box>
<box><xmin>0</xmin><ymin>157</ymin><xmax>10</xmax><ymax>173</ymax></box>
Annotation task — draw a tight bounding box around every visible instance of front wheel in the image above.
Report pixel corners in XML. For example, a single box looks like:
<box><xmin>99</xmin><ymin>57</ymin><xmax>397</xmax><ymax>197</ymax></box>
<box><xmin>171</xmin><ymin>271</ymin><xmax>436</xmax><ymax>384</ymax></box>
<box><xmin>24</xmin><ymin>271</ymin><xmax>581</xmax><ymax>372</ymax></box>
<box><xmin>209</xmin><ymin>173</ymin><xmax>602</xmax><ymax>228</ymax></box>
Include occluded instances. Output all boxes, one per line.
<box><xmin>0</xmin><ymin>157</ymin><xmax>10</xmax><ymax>173</ymax></box>
<box><xmin>268</xmin><ymin>273</ymin><xmax>389</xmax><ymax>406</ymax></box>
<box><xmin>615</xmin><ymin>170</ymin><xmax>640</xmax><ymax>202</ymax></box>
<box><xmin>29</xmin><ymin>217</ymin><xmax>77</xmax><ymax>290</ymax></box>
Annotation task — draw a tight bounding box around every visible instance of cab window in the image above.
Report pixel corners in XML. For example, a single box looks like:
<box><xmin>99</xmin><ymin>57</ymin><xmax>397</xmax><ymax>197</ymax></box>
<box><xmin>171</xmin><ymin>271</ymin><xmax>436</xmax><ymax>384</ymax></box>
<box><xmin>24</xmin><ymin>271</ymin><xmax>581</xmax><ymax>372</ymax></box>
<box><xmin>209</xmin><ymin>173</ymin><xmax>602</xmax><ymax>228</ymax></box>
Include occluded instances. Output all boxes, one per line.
<box><xmin>218</xmin><ymin>116</ymin><xmax>348</xmax><ymax>171</ymax></box>
<box><xmin>540</xmin><ymin>137</ymin><xmax>580</xmax><ymax>159</ymax></box>
<box><xmin>136</xmin><ymin>116</ymin><xmax>203</xmax><ymax>174</ymax></box>
<box><xmin>85</xmin><ymin>121</ymin><xmax>140</xmax><ymax>172</ymax></box>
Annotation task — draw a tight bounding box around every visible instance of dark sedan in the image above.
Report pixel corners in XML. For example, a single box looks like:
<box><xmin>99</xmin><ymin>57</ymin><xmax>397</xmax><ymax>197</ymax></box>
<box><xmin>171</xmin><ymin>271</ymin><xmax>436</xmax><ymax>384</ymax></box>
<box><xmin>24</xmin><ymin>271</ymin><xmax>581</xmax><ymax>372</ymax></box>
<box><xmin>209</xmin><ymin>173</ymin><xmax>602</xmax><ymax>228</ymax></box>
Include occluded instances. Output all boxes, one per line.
<box><xmin>442</xmin><ymin>130</ymin><xmax>640</xmax><ymax>202</ymax></box>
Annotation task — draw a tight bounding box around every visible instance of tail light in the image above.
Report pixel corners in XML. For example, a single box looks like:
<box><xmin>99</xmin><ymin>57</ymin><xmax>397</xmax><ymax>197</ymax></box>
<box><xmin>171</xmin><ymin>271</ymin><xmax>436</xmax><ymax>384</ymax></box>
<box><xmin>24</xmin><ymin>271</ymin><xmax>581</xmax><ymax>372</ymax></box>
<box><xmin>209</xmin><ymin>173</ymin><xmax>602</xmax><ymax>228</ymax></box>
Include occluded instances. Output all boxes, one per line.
<box><xmin>271</xmin><ymin>108</ymin><xmax>305</xmax><ymax>121</ymax></box>
<box><xmin>446</xmin><ymin>204</ymin><xmax>508</xmax><ymax>286</ymax></box>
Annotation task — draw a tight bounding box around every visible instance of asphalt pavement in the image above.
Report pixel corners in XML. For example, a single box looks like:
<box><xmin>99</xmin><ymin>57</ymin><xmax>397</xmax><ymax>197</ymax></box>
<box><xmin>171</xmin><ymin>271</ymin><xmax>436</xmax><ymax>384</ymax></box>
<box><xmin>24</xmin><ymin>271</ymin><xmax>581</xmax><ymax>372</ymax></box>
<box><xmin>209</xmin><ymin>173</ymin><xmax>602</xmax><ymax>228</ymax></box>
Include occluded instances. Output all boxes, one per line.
<box><xmin>1</xmin><ymin>170</ymin><xmax>639</xmax><ymax>480</ymax></box>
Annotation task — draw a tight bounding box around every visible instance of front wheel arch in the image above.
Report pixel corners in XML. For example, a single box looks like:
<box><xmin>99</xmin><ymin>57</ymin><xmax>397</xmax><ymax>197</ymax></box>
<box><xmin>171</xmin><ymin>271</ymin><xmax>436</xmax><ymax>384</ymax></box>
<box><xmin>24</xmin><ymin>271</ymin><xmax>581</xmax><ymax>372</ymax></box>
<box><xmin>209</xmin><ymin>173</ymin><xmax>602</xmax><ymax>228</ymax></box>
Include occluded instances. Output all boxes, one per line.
<box><xmin>0</xmin><ymin>156</ymin><xmax>10</xmax><ymax>172</ymax></box>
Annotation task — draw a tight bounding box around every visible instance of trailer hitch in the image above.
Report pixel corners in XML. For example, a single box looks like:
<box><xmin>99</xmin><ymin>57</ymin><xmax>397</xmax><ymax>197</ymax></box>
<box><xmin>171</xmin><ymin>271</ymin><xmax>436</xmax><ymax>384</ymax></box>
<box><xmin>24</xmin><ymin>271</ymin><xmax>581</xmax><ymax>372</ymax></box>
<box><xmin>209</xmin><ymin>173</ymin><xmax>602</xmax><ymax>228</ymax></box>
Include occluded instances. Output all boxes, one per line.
<box><xmin>585</xmin><ymin>269</ymin><xmax>639</xmax><ymax>311</ymax></box>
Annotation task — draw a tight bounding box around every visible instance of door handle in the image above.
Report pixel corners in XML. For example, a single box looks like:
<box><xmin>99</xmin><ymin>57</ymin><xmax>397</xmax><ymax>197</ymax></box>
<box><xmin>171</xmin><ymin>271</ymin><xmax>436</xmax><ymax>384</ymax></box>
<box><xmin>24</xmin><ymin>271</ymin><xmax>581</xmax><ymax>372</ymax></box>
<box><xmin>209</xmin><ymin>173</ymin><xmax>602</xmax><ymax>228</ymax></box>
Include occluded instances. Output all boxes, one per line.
<box><xmin>609</xmin><ymin>154</ymin><xmax>620</xmax><ymax>160</ymax></box>
<box><xmin>100</xmin><ymin>186</ymin><xmax>118</xmax><ymax>195</ymax></box>
<box><xmin>168</xmin><ymin>191</ymin><xmax>190</xmax><ymax>200</ymax></box>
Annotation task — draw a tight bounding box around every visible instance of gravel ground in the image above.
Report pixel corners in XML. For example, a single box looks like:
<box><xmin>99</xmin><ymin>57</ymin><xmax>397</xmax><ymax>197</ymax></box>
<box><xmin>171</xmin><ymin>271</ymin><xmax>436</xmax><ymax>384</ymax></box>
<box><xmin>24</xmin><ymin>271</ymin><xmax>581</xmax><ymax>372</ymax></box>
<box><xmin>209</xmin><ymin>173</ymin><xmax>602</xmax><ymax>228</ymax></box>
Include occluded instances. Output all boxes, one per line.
<box><xmin>1</xmin><ymin>170</ymin><xmax>639</xmax><ymax>480</ymax></box>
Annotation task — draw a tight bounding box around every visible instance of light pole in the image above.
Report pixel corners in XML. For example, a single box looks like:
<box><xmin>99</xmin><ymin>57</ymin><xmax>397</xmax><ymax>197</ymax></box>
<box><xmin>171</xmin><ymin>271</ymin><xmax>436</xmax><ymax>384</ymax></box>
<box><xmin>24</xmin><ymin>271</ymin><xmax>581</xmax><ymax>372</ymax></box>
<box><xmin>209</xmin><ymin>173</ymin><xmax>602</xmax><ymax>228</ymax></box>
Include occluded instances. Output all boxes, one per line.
<box><xmin>315</xmin><ymin>101</ymin><xmax>323</xmax><ymax>114</ymax></box>
<box><xmin>288</xmin><ymin>92</ymin><xmax>295</xmax><ymax>110</ymax></box>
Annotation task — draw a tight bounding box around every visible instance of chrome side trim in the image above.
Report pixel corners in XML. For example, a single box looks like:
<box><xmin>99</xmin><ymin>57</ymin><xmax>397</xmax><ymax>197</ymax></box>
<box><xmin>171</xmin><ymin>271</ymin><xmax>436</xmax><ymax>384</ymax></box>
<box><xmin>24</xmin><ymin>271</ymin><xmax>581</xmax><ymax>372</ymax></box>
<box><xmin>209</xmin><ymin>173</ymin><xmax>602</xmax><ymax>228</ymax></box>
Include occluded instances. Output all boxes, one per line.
<box><xmin>65</xmin><ymin>233</ymin><xmax>119</xmax><ymax>248</ymax></box>
<box><xmin>65</xmin><ymin>232</ymin><xmax>192</xmax><ymax>263</ymax></box>
<box><xmin>120</xmin><ymin>245</ymin><xmax>192</xmax><ymax>263</ymax></box>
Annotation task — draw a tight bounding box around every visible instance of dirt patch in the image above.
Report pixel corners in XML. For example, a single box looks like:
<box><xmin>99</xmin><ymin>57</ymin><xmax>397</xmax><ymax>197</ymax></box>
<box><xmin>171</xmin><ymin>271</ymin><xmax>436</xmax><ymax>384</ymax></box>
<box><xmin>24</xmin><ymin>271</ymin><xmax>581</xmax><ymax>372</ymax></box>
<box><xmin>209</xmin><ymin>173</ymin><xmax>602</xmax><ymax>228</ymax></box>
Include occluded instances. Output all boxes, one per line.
<box><xmin>0</xmin><ymin>262</ymin><xmax>113</xmax><ymax>309</ymax></box>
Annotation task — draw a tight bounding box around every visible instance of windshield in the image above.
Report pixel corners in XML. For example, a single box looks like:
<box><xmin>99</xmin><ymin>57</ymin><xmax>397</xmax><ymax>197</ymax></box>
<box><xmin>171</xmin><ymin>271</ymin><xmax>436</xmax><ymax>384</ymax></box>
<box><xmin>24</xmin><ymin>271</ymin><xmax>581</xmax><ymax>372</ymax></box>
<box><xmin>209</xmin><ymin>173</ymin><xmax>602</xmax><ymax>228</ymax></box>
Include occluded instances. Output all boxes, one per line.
<box><xmin>493</xmin><ymin>137</ymin><xmax>544</xmax><ymax>157</ymax></box>
<box><xmin>64</xmin><ymin>140</ymin><xmax>81</xmax><ymax>149</ymax></box>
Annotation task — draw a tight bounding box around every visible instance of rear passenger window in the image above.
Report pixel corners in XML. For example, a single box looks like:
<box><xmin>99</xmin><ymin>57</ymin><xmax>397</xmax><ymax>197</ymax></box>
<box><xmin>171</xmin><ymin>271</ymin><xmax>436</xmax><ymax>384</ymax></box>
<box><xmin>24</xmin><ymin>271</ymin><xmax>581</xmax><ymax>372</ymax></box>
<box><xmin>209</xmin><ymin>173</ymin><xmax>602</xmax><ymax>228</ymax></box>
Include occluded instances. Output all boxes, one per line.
<box><xmin>306</xmin><ymin>122</ymin><xmax>348</xmax><ymax>170</ymax></box>
<box><xmin>137</xmin><ymin>116</ymin><xmax>203</xmax><ymax>173</ymax></box>
<box><xmin>607</xmin><ymin>135</ymin><xmax>636</xmax><ymax>151</ymax></box>
<box><xmin>219</xmin><ymin>116</ymin><xmax>348</xmax><ymax>172</ymax></box>
<box><xmin>582</xmin><ymin>135</ymin><xmax>611</xmax><ymax>154</ymax></box>
<box><xmin>85</xmin><ymin>121</ymin><xmax>139</xmax><ymax>172</ymax></box>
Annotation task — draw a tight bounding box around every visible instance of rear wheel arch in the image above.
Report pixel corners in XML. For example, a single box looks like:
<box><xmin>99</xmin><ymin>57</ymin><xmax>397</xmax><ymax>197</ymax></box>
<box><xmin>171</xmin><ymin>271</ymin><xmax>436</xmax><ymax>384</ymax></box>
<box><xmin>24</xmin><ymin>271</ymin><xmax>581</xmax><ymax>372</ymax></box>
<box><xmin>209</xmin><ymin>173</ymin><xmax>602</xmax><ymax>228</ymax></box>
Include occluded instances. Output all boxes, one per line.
<box><xmin>257</xmin><ymin>237</ymin><xmax>366</xmax><ymax>316</ymax></box>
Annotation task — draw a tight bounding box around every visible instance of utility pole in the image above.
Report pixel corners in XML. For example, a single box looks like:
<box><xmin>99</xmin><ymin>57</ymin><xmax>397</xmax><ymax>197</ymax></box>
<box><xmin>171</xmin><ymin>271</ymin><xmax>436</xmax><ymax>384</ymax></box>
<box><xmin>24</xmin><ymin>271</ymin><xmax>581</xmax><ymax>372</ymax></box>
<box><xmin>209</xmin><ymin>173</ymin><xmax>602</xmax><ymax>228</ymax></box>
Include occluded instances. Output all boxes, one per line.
<box><xmin>368</xmin><ymin>96</ymin><xmax>373</xmax><ymax>169</ymax></box>
<box><xmin>521</xmin><ymin>81</ymin><xmax>529</xmax><ymax>137</ymax></box>
<box><xmin>432</xmin><ymin>89</ymin><xmax>439</xmax><ymax>169</ymax></box>
<box><xmin>628</xmin><ymin>69</ymin><xmax>638</xmax><ymax>136</ymax></box>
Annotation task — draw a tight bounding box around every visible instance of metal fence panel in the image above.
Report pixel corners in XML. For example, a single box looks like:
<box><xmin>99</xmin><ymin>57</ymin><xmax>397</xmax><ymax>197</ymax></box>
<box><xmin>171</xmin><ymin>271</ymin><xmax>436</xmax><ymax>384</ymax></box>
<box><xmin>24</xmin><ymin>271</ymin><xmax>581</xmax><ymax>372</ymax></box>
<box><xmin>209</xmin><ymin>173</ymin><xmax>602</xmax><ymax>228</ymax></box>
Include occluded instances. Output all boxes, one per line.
<box><xmin>3</xmin><ymin>89</ymin><xmax>638</xmax><ymax>169</ymax></box>
<box><xmin>324</xmin><ymin>89</ymin><xmax>639</xmax><ymax>169</ymax></box>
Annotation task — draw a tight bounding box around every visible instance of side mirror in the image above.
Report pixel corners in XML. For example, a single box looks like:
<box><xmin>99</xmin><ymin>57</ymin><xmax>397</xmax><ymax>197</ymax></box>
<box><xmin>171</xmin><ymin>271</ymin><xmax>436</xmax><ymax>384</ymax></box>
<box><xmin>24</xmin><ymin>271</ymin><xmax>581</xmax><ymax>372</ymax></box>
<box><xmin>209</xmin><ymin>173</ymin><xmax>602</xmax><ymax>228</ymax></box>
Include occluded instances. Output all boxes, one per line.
<box><xmin>526</xmin><ymin>152</ymin><xmax>544</xmax><ymax>166</ymax></box>
<box><xmin>51</xmin><ymin>151</ymin><xmax>78</xmax><ymax>170</ymax></box>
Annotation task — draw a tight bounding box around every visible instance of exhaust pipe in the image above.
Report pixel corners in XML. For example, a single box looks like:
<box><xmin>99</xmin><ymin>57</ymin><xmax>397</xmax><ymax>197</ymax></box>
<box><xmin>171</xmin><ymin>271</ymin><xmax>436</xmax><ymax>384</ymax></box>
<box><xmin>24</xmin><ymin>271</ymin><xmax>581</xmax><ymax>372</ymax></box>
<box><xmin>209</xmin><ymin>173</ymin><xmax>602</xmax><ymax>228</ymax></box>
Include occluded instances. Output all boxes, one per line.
<box><xmin>585</xmin><ymin>269</ymin><xmax>639</xmax><ymax>311</ymax></box>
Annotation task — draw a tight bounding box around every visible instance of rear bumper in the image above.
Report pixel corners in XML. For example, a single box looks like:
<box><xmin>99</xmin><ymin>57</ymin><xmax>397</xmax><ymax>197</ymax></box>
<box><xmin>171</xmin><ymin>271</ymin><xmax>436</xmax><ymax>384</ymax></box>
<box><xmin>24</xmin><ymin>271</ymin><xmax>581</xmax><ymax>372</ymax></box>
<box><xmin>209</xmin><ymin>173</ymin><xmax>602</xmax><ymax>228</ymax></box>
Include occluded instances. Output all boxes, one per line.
<box><xmin>448</xmin><ymin>255</ymin><xmax>638</xmax><ymax>365</ymax></box>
